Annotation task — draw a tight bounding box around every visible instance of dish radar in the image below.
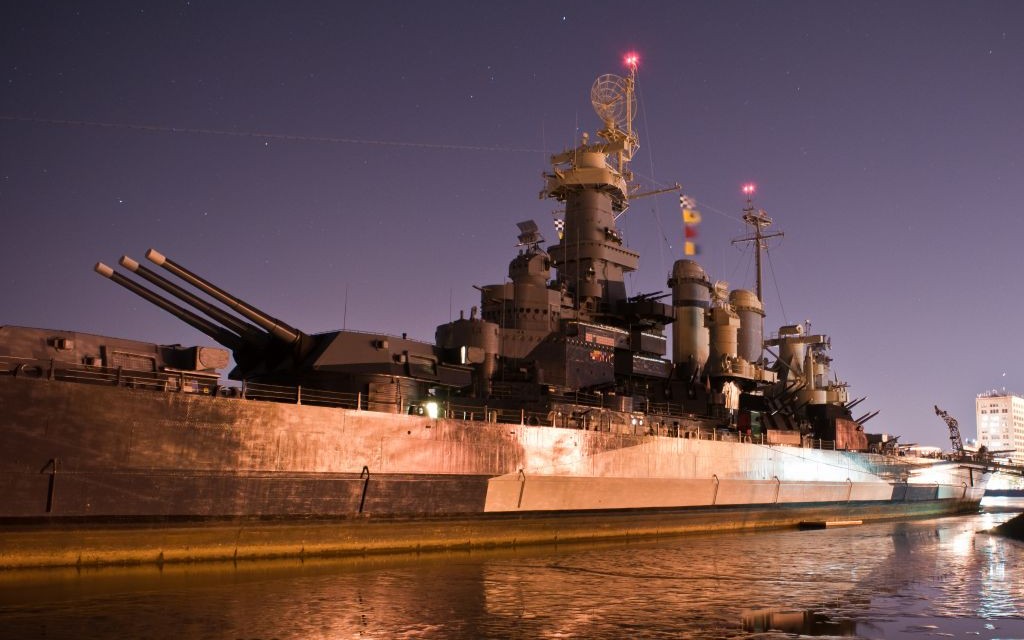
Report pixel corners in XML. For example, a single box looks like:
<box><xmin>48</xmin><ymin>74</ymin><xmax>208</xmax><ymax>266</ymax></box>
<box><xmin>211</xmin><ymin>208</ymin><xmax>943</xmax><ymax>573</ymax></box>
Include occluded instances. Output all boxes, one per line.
<box><xmin>588</xmin><ymin>70</ymin><xmax>638</xmax><ymax>179</ymax></box>
<box><xmin>590</xmin><ymin>73</ymin><xmax>636</xmax><ymax>132</ymax></box>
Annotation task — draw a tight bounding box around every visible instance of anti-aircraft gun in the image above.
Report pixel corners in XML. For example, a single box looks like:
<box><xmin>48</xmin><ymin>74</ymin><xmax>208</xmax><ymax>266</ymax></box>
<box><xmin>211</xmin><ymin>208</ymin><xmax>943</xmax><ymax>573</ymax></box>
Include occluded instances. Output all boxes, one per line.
<box><xmin>96</xmin><ymin>249</ymin><xmax>470</xmax><ymax>410</ymax></box>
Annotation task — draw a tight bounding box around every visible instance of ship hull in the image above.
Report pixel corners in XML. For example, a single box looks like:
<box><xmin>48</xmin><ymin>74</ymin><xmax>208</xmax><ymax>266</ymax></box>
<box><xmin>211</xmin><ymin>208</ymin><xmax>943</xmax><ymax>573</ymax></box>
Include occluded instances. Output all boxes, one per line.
<box><xmin>0</xmin><ymin>376</ymin><xmax>986</xmax><ymax>568</ymax></box>
<box><xmin>0</xmin><ymin>498</ymin><xmax>981</xmax><ymax>569</ymax></box>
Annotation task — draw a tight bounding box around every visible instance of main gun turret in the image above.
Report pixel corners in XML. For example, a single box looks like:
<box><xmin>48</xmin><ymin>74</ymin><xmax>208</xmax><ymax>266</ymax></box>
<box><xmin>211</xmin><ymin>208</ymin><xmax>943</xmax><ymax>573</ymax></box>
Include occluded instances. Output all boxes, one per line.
<box><xmin>144</xmin><ymin>249</ymin><xmax>306</xmax><ymax>348</ymax></box>
<box><xmin>98</xmin><ymin>248</ymin><xmax>472</xmax><ymax>409</ymax></box>
<box><xmin>96</xmin><ymin>248</ymin><xmax>312</xmax><ymax>380</ymax></box>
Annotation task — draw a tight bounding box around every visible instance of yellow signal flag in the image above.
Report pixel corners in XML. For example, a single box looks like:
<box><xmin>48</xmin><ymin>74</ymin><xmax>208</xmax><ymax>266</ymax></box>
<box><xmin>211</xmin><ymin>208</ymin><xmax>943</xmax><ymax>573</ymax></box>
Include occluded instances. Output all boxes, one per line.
<box><xmin>682</xmin><ymin>208</ymin><xmax>702</xmax><ymax>224</ymax></box>
<box><xmin>684</xmin><ymin>241</ymin><xmax>700</xmax><ymax>256</ymax></box>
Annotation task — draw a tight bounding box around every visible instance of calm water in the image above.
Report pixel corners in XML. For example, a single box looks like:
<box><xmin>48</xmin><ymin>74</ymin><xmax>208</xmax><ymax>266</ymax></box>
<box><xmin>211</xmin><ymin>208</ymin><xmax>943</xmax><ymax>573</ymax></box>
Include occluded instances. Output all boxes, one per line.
<box><xmin>1</xmin><ymin>500</ymin><xmax>1021</xmax><ymax>640</ymax></box>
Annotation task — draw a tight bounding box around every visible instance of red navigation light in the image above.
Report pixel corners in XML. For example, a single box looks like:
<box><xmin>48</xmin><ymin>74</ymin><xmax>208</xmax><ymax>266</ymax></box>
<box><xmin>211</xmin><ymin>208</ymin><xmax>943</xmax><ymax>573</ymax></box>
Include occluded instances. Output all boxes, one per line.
<box><xmin>742</xmin><ymin>183</ymin><xmax>756</xmax><ymax>195</ymax></box>
<box><xmin>624</xmin><ymin>53</ymin><xmax>639</xmax><ymax>69</ymax></box>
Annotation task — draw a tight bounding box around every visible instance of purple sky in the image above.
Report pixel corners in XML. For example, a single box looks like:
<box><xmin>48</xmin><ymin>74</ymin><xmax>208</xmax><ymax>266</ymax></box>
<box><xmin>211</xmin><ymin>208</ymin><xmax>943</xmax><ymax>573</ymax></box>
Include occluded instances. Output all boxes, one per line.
<box><xmin>2</xmin><ymin>2</ymin><xmax>1021</xmax><ymax>448</ymax></box>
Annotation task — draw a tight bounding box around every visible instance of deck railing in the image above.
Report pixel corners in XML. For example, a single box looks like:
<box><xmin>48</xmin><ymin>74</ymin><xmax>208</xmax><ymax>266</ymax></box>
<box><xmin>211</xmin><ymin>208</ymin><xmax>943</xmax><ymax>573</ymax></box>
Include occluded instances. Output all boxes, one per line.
<box><xmin>0</xmin><ymin>355</ymin><xmax>841</xmax><ymax>450</ymax></box>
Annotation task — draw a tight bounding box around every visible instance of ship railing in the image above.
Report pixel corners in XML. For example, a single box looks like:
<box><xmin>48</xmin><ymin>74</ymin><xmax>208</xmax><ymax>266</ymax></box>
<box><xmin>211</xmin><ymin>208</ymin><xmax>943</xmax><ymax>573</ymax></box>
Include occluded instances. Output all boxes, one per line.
<box><xmin>486</xmin><ymin>387</ymin><xmax>608</xmax><ymax>408</ymax></box>
<box><xmin>237</xmin><ymin>381</ymin><xmax>299</xmax><ymax>403</ymax></box>
<box><xmin>0</xmin><ymin>355</ymin><xmax>369</xmax><ymax>409</ymax></box>
<box><xmin>513</xmin><ymin>392</ymin><xmax>705</xmax><ymax>419</ymax></box>
<box><xmin>438</xmin><ymin>401</ymin><xmax>738</xmax><ymax>440</ymax></box>
<box><xmin>0</xmin><ymin>355</ymin><xmax>220</xmax><ymax>393</ymax></box>
<box><xmin>440</xmin><ymin>402</ymin><xmax>548</xmax><ymax>426</ymax></box>
<box><xmin>483</xmin><ymin>388</ymin><xmax>750</xmax><ymax>423</ymax></box>
<box><xmin>645</xmin><ymin>401</ymin><xmax>704</xmax><ymax>418</ymax></box>
<box><xmin>237</xmin><ymin>381</ymin><xmax>360</xmax><ymax>409</ymax></box>
<box><xmin>546</xmin><ymin>390</ymin><xmax>607</xmax><ymax>408</ymax></box>
<box><xmin>295</xmin><ymin>386</ymin><xmax>360</xmax><ymax>408</ymax></box>
<box><xmin>809</xmin><ymin>438</ymin><xmax>837</xmax><ymax>451</ymax></box>
<box><xmin>1</xmin><ymin>355</ymin><xmax>846</xmax><ymax>449</ymax></box>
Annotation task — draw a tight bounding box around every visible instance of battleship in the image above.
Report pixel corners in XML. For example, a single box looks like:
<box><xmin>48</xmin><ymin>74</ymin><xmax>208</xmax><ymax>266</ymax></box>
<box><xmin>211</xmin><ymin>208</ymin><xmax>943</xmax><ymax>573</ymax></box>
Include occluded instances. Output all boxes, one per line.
<box><xmin>0</xmin><ymin>64</ymin><xmax>988</xmax><ymax>568</ymax></box>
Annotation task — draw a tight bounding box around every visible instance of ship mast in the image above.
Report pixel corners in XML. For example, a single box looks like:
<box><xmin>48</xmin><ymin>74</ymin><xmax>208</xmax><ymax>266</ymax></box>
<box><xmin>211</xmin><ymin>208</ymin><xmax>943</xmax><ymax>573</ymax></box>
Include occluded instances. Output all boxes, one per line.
<box><xmin>540</xmin><ymin>54</ymin><xmax>643</xmax><ymax>321</ymax></box>
<box><xmin>596</xmin><ymin>54</ymin><xmax>639</xmax><ymax>178</ymax></box>
<box><xmin>731</xmin><ymin>184</ymin><xmax>783</xmax><ymax>303</ymax></box>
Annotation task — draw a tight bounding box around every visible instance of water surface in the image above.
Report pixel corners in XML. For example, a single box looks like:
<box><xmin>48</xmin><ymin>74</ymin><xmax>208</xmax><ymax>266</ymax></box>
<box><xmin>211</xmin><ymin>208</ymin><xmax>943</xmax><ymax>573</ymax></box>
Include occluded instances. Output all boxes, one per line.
<box><xmin>1</xmin><ymin>502</ymin><xmax>1021</xmax><ymax>639</ymax></box>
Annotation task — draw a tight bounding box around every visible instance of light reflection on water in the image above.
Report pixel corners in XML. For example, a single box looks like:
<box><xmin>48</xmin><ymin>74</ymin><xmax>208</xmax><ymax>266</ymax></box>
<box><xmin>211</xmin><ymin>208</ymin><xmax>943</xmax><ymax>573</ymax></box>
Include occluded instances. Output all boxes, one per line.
<box><xmin>0</xmin><ymin>502</ymin><xmax>1021</xmax><ymax>640</ymax></box>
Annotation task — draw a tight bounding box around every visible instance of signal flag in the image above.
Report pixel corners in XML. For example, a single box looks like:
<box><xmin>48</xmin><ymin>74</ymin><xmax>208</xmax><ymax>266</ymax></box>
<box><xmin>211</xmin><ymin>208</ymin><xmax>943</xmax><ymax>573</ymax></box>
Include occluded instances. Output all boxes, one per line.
<box><xmin>679</xmin><ymin>193</ymin><xmax>701</xmax><ymax>256</ymax></box>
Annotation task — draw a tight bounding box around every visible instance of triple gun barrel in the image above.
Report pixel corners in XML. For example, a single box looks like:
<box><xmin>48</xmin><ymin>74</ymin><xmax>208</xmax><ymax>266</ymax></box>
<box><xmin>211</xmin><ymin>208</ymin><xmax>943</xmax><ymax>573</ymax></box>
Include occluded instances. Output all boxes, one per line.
<box><xmin>95</xmin><ymin>250</ymin><xmax>310</xmax><ymax>366</ymax></box>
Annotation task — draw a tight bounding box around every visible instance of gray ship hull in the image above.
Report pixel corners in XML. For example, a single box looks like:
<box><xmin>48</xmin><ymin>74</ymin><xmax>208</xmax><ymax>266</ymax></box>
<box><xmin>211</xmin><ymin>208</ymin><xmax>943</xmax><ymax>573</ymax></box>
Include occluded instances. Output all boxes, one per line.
<box><xmin>0</xmin><ymin>375</ymin><xmax>986</xmax><ymax>568</ymax></box>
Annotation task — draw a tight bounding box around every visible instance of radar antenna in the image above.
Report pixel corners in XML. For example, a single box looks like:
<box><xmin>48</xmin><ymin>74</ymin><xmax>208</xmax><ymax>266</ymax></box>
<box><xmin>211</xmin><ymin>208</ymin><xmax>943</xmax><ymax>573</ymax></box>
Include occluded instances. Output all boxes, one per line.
<box><xmin>540</xmin><ymin>55</ymin><xmax>642</xmax><ymax>213</ymax></box>
<box><xmin>515</xmin><ymin>220</ymin><xmax>544</xmax><ymax>249</ymax></box>
<box><xmin>589</xmin><ymin>60</ymin><xmax>638</xmax><ymax>175</ymax></box>
<box><xmin>590</xmin><ymin>74</ymin><xmax>635</xmax><ymax>132</ymax></box>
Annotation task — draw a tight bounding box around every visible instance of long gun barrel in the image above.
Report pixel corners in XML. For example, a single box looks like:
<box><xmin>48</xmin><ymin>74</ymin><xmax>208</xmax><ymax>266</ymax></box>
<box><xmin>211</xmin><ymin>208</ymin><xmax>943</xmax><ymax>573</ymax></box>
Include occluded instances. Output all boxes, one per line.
<box><xmin>844</xmin><ymin>397</ymin><xmax>866</xmax><ymax>411</ymax></box>
<box><xmin>118</xmin><ymin>256</ymin><xmax>266</xmax><ymax>343</ymax></box>
<box><xmin>145</xmin><ymin>249</ymin><xmax>307</xmax><ymax>347</ymax></box>
<box><xmin>94</xmin><ymin>263</ymin><xmax>243</xmax><ymax>350</ymax></box>
<box><xmin>855</xmin><ymin>410</ymin><xmax>880</xmax><ymax>426</ymax></box>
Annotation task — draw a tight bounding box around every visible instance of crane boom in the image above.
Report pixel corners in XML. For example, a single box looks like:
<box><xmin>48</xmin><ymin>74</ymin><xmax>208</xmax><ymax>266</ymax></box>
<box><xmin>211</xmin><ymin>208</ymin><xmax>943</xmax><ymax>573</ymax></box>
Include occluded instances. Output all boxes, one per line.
<box><xmin>934</xmin><ymin>405</ymin><xmax>964</xmax><ymax>456</ymax></box>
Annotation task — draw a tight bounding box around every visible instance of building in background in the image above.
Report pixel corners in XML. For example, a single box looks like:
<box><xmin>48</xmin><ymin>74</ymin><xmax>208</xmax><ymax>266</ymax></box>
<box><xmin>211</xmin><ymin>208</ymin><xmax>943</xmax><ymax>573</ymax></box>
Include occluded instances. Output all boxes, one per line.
<box><xmin>975</xmin><ymin>390</ymin><xmax>1024</xmax><ymax>462</ymax></box>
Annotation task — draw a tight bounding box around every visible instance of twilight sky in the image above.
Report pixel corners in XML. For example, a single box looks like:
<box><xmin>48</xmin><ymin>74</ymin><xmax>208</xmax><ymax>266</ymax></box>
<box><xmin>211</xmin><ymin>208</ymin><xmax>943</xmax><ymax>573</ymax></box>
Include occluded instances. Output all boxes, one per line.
<box><xmin>2</xmin><ymin>1</ymin><xmax>1021</xmax><ymax>448</ymax></box>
